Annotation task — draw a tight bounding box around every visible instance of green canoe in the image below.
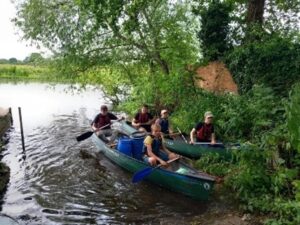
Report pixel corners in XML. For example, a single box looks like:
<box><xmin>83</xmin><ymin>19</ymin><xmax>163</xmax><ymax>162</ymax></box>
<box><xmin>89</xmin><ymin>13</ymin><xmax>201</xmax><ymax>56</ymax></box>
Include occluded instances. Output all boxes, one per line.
<box><xmin>112</xmin><ymin>121</ymin><xmax>234</xmax><ymax>160</ymax></box>
<box><xmin>163</xmin><ymin>138</ymin><xmax>232</xmax><ymax>159</ymax></box>
<box><xmin>92</xmin><ymin>133</ymin><xmax>215</xmax><ymax>201</ymax></box>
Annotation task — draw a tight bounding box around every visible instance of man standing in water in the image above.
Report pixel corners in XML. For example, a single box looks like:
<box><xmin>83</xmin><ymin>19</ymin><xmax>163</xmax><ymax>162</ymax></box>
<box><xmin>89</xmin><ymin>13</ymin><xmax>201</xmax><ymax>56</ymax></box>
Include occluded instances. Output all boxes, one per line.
<box><xmin>91</xmin><ymin>105</ymin><xmax>119</xmax><ymax>143</ymax></box>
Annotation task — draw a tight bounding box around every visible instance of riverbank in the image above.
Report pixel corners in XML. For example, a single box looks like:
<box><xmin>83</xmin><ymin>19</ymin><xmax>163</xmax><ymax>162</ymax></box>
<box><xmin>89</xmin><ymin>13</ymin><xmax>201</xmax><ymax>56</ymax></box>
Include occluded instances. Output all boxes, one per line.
<box><xmin>0</xmin><ymin>107</ymin><xmax>11</xmax><ymax>194</ymax></box>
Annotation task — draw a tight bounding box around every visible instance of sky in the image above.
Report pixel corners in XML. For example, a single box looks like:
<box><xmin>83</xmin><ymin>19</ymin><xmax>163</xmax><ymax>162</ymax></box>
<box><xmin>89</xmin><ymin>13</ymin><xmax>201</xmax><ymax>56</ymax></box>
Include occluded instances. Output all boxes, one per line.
<box><xmin>0</xmin><ymin>0</ymin><xmax>47</xmax><ymax>61</ymax></box>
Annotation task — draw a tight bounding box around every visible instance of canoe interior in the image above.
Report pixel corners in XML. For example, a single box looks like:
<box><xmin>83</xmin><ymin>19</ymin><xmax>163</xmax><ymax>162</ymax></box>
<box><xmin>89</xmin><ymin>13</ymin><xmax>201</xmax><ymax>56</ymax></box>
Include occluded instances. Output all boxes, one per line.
<box><xmin>92</xmin><ymin>134</ymin><xmax>216</xmax><ymax>200</ymax></box>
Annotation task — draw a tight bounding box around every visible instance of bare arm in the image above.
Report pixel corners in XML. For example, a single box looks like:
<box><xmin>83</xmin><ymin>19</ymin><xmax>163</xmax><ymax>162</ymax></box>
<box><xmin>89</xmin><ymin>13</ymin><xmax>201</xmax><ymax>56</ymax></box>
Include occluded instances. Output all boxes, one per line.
<box><xmin>146</xmin><ymin>144</ymin><xmax>166</xmax><ymax>165</ymax></box>
<box><xmin>190</xmin><ymin>128</ymin><xmax>196</xmax><ymax>144</ymax></box>
<box><xmin>211</xmin><ymin>133</ymin><xmax>216</xmax><ymax>144</ymax></box>
<box><xmin>132</xmin><ymin>118</ymin><xmax>140</xmax><ymax>127</ymax></box>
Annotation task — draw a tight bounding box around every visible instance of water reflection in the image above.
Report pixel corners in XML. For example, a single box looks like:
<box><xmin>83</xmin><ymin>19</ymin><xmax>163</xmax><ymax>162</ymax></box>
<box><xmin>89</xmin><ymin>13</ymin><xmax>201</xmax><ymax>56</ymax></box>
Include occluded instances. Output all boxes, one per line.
<box><xmin>0</xmin><ymin>82</ymin><xmax>208</xmax><ymax>224</ymax></box>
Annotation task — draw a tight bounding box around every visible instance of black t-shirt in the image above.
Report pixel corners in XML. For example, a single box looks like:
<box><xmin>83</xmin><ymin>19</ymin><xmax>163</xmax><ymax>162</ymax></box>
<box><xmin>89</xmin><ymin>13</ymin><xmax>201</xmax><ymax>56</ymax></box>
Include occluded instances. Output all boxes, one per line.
<box><xmin>92</xmin><ymin>112</ymin><xmax>117</xmax><ymax>129</ymax></box>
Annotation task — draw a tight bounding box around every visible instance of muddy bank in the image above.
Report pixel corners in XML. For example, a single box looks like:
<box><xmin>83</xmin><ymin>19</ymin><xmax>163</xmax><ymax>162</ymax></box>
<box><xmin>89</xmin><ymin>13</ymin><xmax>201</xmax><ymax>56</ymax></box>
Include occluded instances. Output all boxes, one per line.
<box><xmin>190</xmin><ymin>184</ymin><xmax>264</xmax><ymax>225</ymax></box>
<box><xmin>0</xmin><ymin>107</ymin><xmax>11</xmax><ymax>194</ymax></box>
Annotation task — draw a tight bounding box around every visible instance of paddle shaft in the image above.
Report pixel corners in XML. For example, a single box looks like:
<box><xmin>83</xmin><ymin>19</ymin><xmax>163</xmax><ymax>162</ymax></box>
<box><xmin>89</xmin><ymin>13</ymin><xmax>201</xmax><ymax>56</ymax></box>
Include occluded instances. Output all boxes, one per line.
<box><xmin>76</xmin><ymin>118</ymin><xmax>122</xmax><ymax>142</ymax></box>
<box><xmin>194</xmin><ymin>142</ymin><xmax>223</xmax><ymax>145</ymax></box>
<box><xmin>147</xmin><ymin>157</ymin><xmax>180</xmax><ymax>171</ymax></box>
<box><xmin>132</xmin><ymin>157</ymin><xmax>180</xmax><ymax>183</ymax></box>
<box><xmin>177</xmin><ymin>127</ymin><xmax>188</xmax><ymax>143</ymax></box>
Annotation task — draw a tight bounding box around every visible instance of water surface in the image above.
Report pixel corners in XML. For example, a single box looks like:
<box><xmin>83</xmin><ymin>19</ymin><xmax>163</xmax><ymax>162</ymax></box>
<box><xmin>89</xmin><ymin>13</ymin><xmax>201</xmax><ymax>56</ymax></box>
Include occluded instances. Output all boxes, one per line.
<box><xmin>0</xmin><ymin>82</ymin><xmax>209</xmax><ymax>224</ymax></box>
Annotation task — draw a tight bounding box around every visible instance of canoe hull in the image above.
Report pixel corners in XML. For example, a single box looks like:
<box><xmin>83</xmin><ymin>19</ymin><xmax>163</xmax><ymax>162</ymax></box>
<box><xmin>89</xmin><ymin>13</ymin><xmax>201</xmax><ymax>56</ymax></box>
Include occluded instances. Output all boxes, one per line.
<box><xmin>92</xmin><ymin>134</ymin><xmax>215</xmax><ymax>201</ymax></box>
<box><xmin>113</xmin><ymin>121</ymin><xmax>232</xmax><ymax>159</ymax></box>
<box><xmin>164</xmin><ymin>139</ymin><xmax>231</xmax><ymax>159</ymax></box>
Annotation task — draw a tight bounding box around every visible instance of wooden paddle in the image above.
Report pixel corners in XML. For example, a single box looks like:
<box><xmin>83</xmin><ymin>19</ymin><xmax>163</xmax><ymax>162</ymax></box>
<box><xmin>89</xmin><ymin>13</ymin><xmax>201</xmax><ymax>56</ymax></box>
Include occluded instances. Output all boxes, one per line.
<box><xmin>132</xmin><ymin>157</ymin><xmax>180</xmax><ymax>183</ymax></box>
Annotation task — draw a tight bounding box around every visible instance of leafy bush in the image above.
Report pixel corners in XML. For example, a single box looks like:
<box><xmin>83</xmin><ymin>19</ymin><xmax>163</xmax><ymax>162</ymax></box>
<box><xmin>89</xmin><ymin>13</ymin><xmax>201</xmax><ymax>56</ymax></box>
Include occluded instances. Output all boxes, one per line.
<box><xmin>225</xmin><ymin>34</ymin><xmax>300</xmax><ymax>95</ymax></box>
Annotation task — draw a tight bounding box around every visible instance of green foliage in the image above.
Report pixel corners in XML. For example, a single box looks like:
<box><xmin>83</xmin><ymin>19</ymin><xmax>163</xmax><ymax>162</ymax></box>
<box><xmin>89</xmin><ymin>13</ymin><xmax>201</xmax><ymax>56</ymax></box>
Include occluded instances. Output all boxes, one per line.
<box><xmin>194</xmin><ymin>153</ymin><xmax>231</xmax><ymax>176</ymax></box>
<box><xmin>195</xmin><ymin>0</ymin><xmax>232</xmax><ymax>61</ymax></box>
<box><xmin>23</xmin><ymin>53</ymin><xmax>45</xmax><ymax>65</ymax></box>
<box><xmin>225</xmin><ymin>33</ymin><xmax>300</xmax><ymax>95</ymax></box>
<box><xmin>287</xmin><ymin>83</ymin><xmax>300</xmax><ymax>153</ymax></box>
<box><xmin>0</xmin><ymin>64</ymin><xmax>51</xmax><ymax>80</ymax></box>
<box><xmin>14</xmin><ymin>0</ymin><xmax>200</xmax><ymax>77</ymax></box>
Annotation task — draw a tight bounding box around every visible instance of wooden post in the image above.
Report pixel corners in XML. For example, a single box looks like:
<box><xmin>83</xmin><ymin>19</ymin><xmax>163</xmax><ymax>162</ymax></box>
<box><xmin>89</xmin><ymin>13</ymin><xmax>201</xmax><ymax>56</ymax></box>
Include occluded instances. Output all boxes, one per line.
<box><xmin>18</xmin><ymin>107</ymin><xmax>25</xmax><ymax>153</ymax></box>
<box><xmin>9</xmin><ymin>107</ymin><xmax>13</xmax><ymax>124</ymax></box>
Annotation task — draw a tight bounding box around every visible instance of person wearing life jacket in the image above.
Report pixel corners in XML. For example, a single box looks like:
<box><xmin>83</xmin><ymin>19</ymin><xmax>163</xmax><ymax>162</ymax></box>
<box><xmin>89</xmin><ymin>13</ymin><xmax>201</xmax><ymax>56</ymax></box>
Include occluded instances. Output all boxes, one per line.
<box><xmin>132</xmin><ymin>104</ymin><xmax>155</xmax><ymax>132</ymax></box>
<box><xmin>143</xmin><ymin>124</ymin><xmax>178</xmax><ymax>166</ymax></box>
<box><xmin>91</xmin><ymin>105</ymin><xmax>119</xmax><ymax>143</ymax></box>
<box><xmin>155</xmin><ymin>109</ymin><xmax>174</xmax><ymax>137</ymax></box>
<box><xmin>189</xmin><ymin>111</ymin><xmax>216</xmax><ymax>145</ymax></box>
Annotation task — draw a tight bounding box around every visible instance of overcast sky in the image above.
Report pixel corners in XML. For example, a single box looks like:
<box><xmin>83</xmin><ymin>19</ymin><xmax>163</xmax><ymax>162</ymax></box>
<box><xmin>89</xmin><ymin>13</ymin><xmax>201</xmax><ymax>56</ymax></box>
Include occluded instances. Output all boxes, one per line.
<box><xmin>0</xmin><ymin>0</ymin><xmax>47</xmax><ymax>60</ymax></box>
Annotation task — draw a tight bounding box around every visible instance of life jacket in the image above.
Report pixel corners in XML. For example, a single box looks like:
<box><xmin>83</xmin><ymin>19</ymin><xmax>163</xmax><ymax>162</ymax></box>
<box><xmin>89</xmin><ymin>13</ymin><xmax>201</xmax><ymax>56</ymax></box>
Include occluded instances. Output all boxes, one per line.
<box><xmin>158</xmin><ymin>118</ymin><xmax>169</xmax><ymax>134</ymax></box>
<box><xmin>138</xmin><ymin>113</ymin><xmax>149</xmax><ymax>123</ymax></box>
<box><xmin>196</xmin><ymin>123</ymin><xmax>213</xmax><ymax>141</ymax></box>
<box><xmin>143</xmin><ymin>135</ymin><xmax>161</xmax><ymax>156</ymax></box>
<box><xmin>96</xmin><ymin>114</ymin><xmax>111</xmax><ymax>129</ymax></box>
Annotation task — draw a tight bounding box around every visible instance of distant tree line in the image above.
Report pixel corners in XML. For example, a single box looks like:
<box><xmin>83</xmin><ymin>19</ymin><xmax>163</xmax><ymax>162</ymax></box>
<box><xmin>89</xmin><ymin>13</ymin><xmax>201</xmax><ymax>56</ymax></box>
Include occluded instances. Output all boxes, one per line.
<box><xmin>0</xmin><ymin>53</ymin><xmax>47</xmax><ymax>65</ymax></box>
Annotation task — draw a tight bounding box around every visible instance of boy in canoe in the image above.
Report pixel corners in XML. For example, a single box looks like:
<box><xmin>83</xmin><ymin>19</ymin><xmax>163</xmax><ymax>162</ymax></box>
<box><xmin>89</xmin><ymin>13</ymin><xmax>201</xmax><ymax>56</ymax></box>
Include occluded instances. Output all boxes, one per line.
<box><xmin>143</xmin><ymin>123</ymin><xmax>178</xmax><ymax>166</ymax></box>
<box><xmin>189</xmin><ymin>111</ymin><xmax>216</xmax><ymax>145</ymax></box>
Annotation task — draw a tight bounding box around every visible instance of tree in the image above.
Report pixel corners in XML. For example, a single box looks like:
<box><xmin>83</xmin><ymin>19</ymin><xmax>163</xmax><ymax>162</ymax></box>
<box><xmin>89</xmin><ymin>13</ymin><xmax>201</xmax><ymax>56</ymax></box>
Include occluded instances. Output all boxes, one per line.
<box><xmin>194</xmin><ymin>0</ymin><xmax>232</xmax><ymax>61</ymax></box>
<box><xmin>14</xmin><ymin>0</ymin><xmax>200</xmax><ymax>76</ymax></box>
<box><xmin>23</xmin><ymin>53</ymin><xmax>44</xmax><ymax>65</ymax></box>
<box><xmin>8</xmin><ymin>58</ymin><xmax>18</xmax><ymax>64</ymax></box>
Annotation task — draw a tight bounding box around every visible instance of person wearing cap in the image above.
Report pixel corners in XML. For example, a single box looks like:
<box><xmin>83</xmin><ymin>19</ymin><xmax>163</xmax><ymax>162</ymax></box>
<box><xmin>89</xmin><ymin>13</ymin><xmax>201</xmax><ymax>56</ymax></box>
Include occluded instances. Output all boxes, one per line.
<box><xmin>91</xmin><ymin>105</ymin><xmax>119</xmax><ymax>143</ymax></box>
<box><xmin>155</xmin><ymin>109</ymin><xmax>173</xmax><ymax>136</ymax></box>
<box><xmin>132</xmin><ymin>104</ymin><xmax>155</xmax><ymax>132</ymax></box>
<box><xmin>189</xmin><ymin>111</ymin><xmax>216</xmax><ymax>144</ymax></box>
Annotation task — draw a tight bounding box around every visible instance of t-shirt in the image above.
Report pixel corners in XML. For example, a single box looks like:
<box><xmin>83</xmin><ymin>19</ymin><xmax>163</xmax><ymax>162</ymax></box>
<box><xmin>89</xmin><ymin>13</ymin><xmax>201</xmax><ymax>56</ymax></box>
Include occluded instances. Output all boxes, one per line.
<box><xmin>134</xmin><ymin>112</ymin><xmax>153</xmax><ymax>132</ymax></box>
<box><xmin>195</xmin><ymin>122</ymin><xmax>214</xmax><ymax>142</ymax></box>
<box><xmin>144</xmin><ymin>135</ymin><xmax>161</xmax><ymax>155</ymax></box>
<box><xmin>92</xmin><ymin>112</ymin><xmax>117</xmax><ymax>129</ymax></box>
<box><xmin>157</xmin><ymin>118</ymin><xmax>169</xmax><ymax>134</ymax></box>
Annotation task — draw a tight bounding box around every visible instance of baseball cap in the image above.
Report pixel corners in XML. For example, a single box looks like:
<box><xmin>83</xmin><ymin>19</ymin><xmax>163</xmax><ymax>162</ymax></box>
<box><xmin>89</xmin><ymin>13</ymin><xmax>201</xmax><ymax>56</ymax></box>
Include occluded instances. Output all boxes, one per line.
<box><xmin>161</xmin><ymin>109</ymin><xmax>168</xmax><ymax>114</ymax></box>
<box><xmin>204</xmin><ymin>111</ymin><xmax>214</xmax><ymax>118</ymax></box>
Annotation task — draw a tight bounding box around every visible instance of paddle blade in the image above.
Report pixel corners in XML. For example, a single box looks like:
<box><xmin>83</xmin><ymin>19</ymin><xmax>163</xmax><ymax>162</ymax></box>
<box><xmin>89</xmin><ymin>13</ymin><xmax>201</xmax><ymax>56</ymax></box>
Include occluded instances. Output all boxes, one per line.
<box><xmin>76</xmin><ymin>131</ymin><xmax>94</xmax><ymax>142</ymax></box>
<box><xmin>132</xmin><ymin>167</ymin><xmax>154</xmax><ymax>183</ymax></box>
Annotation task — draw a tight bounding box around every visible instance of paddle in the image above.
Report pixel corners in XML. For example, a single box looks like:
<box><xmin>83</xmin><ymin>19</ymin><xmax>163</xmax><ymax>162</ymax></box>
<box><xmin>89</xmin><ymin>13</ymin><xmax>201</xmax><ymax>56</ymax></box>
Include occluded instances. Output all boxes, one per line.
<box><xmin>132</xmin><ymin>157</ymin><xmax>180</xmax><ymax>183</ymax></box>
<box><xmin>76</xmin><ymin>123</ymin><xmax>111</xmax><ymax>142</ymax></box>
<box><xmin>177</xmin><ymin>127</ymin><xmax>188</xmax><ymax>143</ymax></box>
<box><xmin>194</xmin><ymin>142</ymin><xmax>225</xmax><ymax>148</ymax></box>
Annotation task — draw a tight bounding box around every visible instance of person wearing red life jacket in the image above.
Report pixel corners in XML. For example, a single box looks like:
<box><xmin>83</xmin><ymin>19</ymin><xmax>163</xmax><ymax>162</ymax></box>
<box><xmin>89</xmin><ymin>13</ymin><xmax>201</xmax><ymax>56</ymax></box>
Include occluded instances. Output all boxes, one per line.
<box><xmin>189</xmin><ymin>111</ymin><xmax>216</xmax><ymax>145</ymax></box>
<box><xmin>91</xmin><ymin>105</ymin><xmax>119</xmax><ymax>143</ymax></box>
<box><xmin>132</xmin><ymin>104</ymin><xmax>155</xmax><ymax>132</ymax></box>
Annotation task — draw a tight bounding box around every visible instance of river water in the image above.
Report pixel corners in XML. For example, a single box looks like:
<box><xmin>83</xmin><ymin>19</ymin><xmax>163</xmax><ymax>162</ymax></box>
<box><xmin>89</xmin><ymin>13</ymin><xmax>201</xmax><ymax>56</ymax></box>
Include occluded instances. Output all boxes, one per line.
<box><xmin>0</xmin><ymin>82</ymin><xmax>211</xmax><ymax>225</ymax></box>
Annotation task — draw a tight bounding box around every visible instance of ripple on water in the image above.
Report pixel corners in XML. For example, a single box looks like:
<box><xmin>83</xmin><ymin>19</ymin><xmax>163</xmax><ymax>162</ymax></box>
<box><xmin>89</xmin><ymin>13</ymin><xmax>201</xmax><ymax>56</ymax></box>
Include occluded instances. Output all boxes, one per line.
<box><xmin>1</xmin><ymin>86</ymin><xmax>211</xmax><ymax>225</ymax></box>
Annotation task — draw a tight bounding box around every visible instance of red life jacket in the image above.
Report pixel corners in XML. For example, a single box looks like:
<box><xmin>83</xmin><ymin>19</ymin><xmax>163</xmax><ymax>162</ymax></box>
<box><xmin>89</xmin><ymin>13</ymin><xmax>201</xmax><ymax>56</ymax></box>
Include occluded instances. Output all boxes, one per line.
<box><xmin>138</xmin><ymin>113</ymin><xmax>149</xmax><ymax>123</ymax></box>
<box><xmin>96</xmin><ymin>114</ymin><xmax>111</xmax><ymax>128</ymax></box>
<box><xmin>196</xmin><ymin>123</ymin><xmax>213</xmax><ymax>141</ymax></box>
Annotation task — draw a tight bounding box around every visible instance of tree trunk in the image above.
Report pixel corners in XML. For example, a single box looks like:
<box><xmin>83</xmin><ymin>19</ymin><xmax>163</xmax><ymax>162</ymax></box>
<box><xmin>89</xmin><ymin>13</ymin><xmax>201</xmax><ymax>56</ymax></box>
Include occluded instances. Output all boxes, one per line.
<box><xmin>246</xmin><ymin>0</ymin><xmax>265</xmax><ymax>25</ymax></box>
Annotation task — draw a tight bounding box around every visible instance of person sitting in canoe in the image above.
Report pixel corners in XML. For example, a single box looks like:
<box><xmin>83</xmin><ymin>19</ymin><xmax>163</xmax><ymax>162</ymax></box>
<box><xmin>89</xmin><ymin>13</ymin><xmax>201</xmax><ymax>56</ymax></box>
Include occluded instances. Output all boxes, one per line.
<box><xmin>143</xmin><ymin>123</ymin><xmax>178</xmax><ymax>166</ymax></box>
<box><xmin>91</xmin><ymin>105</ymin><xmax>120</xmax><ymax>144</ymax></box>
<box><xmin>189</xmin><ymin>111</ymin><xmax>216</xmax><ymax>145</ymax></box>
<box><xmin>132</xmin><ymin>104</ymin><xmax>155</xmax><ymax>132</ymax></box>
<box><xmin>155</xmin><ymin>109</ymin><xmax>175</xmax><ymax>138</ymax></box>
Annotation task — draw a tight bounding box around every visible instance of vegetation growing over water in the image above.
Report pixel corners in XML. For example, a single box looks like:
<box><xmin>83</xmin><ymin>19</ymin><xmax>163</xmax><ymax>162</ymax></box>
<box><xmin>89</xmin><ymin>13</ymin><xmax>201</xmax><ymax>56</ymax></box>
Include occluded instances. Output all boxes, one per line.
<box><xmin>8</xmin><ymin>0</ymin><xmax>300</xmax><ymax>224</ymax></box>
